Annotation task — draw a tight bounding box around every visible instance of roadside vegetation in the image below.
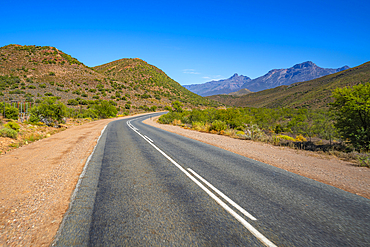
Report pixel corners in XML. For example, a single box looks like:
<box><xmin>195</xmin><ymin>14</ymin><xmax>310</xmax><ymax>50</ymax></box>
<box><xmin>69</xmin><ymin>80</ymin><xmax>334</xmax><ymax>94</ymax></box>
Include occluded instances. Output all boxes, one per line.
<box><xmin>0</xmin><ymin>96</ymin><xmax>130</xmax><ymax>155</ymax></box>
<box><xmin>159</xmin><ymin>83</ymin><xmax>370</xmax><ymax>167</ymax></box>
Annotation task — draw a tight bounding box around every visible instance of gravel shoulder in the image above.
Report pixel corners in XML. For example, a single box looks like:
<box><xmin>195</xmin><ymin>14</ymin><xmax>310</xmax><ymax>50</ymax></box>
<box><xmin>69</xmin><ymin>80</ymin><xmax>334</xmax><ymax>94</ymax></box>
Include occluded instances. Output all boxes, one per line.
<box><xmin>143</xmin><ymin>117</ymin><xmax>370</xmax><ymax>200</ymax></box>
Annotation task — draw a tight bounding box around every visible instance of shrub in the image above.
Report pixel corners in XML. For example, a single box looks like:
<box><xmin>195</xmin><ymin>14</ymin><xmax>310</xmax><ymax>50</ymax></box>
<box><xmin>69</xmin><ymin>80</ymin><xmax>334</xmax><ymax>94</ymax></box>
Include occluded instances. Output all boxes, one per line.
<box><xmin>356</xmin><ymin>153</ymin><xmax>370</xmax><ymax>167</ymax></box>
<box><xmin>330</xmin><ymin>83</ymin><xmax>370</xmax><ymax>151</ymax></box>
<box><xmin>67</xmin><ymin>99</ymin><xmax>79</xmax><ymax>106</ymax></box>
<box><xmin>1</xmin><ymin>105</ymin><xmax>19</xmax><ymax>120</ymax></box>
<box><xmin>92</xmin><ymin>100</ymin><xmax>118</xmax><ymax>119</ymax></box>
<box><xmin>192</xmin><ymin>121</ymin><xmax>207</xmax><ymax>131</ymax></box>
<box><xmin>244</xmin><ymin>124</ymin><xmax>266</xmax><ymax>141</ymax></box>
<box><xmin>29</xmin><ymin>97</ymin><xmax>67</xmax><ymax>125</ymax></box>
<box><xmin>0</xmin><ymin>127</ymin><xmax>18</xmax><ymax>139</ymax></box>
<box><xmin>39</xmin><ymin>83</ymin><xmax>46</xmax><ymax>88</ymax></box>
<box><xmin>277</xmin><ymin>134</ymin><xmax>295</xmax><ymax>141</ymax></box>
<box><xmin>295</xmin><ymin>134</ymin><xmax>307</xmax><ymax>142</ymax></box>
<box><xmin>209</xmin><ymin>120</ymin><xmax>227</xmax><ymax>132</ymax></box>
<box><xmin>4</xmin><ymin>122</ymin><xmax>20</xmax><ymax>132</ymax></box>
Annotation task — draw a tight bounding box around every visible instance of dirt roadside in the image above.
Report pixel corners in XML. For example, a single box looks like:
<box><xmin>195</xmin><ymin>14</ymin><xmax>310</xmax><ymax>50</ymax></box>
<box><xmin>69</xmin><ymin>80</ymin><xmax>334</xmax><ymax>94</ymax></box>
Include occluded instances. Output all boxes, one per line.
<box><xmin>144</xmin><ymin>117</ymin><xmax>370</xmax><ymax>200</ymax></box>
<box><xmin>0</xmin><ymin>114</ymin><xmax>150</xmax><ymax>247</ymax></box>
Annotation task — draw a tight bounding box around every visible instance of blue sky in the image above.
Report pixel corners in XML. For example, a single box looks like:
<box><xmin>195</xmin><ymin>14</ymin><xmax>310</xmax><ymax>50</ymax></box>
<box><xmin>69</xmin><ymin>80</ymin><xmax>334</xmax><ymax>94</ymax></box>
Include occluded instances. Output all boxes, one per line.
<box><xmin>1</xmin><ymin>0</ymin><xmax>369</xmax><ymax>85</ymax></box>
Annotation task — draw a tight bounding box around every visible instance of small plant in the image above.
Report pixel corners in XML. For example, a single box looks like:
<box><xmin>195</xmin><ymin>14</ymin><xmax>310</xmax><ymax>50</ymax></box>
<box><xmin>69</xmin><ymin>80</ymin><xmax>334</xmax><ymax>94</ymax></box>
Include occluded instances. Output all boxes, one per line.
<box><xmin>356</xmin><ymin>153</ymin><xmax>370</xmax><ymax>168</ymax></box>
<box><xmin>0</xmin><ymin>128</ymin><xmax>18</xmax><ymax>139</ymax></box>
<box><xmin>277</xmin><ymin>134</ymin><xmax>295</xmax><ymax>141</ymax></box>
<box><xmin>4</xmin><ymin>122</ymin><xmax>20</xmax><ymax>132</ymax></box>
<box><xmin>295</xmin><ymin>134</ymin><xmax>307</xmax><ymax>142</ymax></box>
<box><xmin>209</xmin><ymin>120</ymin><xmax>227</xmax><ymax>132</ymax></box>
<box><xmin>49</xmin><ymin>72</ymin><xmax>55</xmax><ymax>76</ymax></box>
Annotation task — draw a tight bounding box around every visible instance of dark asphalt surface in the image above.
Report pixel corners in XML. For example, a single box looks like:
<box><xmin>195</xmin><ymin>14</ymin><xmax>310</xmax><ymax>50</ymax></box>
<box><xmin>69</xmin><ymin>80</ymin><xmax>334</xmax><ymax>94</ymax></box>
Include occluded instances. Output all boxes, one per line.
<box><xmin>54</xmin><ymin>113</ymin><xmax>370</xmax><ymax>246</ymax></box>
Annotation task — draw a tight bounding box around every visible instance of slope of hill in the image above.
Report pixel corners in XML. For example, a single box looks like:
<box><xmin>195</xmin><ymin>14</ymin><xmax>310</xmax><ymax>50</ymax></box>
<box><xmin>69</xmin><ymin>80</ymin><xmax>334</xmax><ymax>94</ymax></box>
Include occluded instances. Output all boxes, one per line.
<box><xmin>207</xmin><ymin>61</ymin><xmax>370</xmax><ymax>109</ymax></box>
<box><xmin>0</xmin><ymin>44</ymin><xmax>218</xmax><ymax>113</ymax></box>
<box><xmin>183</xmin><ymin>73</ymin><xmax>251</xmax><ymax>96</ymax></box>
<box><xmin>241</xmin><ymin>61</ymin><xmax>350</xmax><ymax>92</ymax></box>
<box><xmin>228</xmin><ymin>88</ymin><xmax>252</xmax><ymax>96</ymax></box>
<box><xmin>92</xmin><ymin>58</ymin><xmax>214</xmax><ymax>107</ymax></box>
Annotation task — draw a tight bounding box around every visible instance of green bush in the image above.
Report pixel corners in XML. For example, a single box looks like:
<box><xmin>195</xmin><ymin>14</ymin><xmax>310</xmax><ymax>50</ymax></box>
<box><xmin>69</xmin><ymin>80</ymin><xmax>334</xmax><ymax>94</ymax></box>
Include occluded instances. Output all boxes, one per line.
<box><xmin>4</xmin><ymin>122</ymin><xmax>20</xmax><ymax>132</ymax></box>
<box><xmin>356</xmin><ymin>153</ymin><xmax>370</xmax><ymax>167</ymax></box>
<box><xmin>92</xmin><ymin>100</ymin><xmax>118</xmax><ymax>119</ymax></box>
<box><xmin>29</xmin><ymin>97</ymin><xmax>67</xmax><ymax>125</ymax></box>
<box><xmin>0</xmin><ymin>104</ymin><xmax>19</xmax><ymax>120</ymax></box>
<box><xmin>209</xmin><ymin>120</ymin><xmax>227</xmax><ymax>132</ymax></box>
<box><xmin>331</xmin><ymin>83</ymin><xmax>370</xmax><ymax>151</ymax></box>
<box><xmin>0</xmin><ymin>127</ymin><xmax>18</xmax><ymax>139</ymax></box>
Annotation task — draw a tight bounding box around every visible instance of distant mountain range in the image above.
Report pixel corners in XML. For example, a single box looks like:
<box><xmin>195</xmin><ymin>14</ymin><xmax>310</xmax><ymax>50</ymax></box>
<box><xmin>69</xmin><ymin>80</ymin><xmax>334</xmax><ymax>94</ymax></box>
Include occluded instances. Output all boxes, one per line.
<box><xmin>183</xmin><ymin>73</ymin><xmax>251</xmax><ymax>96</ymax></box>
<box><xmin>207</xmin><ymin>61</ymin><xmax>369</xmax><ymax>109</ymax></box>
<box><xmin>184</xmin><ymin>61</ymin><xmax>350</xmax><ymax>96</ymax></box>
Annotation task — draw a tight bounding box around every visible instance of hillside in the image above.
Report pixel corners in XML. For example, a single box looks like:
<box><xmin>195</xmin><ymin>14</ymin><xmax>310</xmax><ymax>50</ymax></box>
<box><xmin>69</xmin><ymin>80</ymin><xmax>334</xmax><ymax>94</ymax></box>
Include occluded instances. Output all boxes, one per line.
<box><xmin>228</xmin><ymin>88</ymin><xmax>252</xmax><ymax>96</ymax></box>
<box><xmin>92</xmin><ymin>58</ymin><xmax>214</xmax><ymax>107</ymax></box>
<box><xmin>207</xmin><ymin>61</ymin><xmax>370</xmax><ymax>109</ymax></box>
<box><xmin>0</xmin><ymin>44</ymin><xmax>218</xmax><ymax>114</ymax></box>
<box><xmin>183</xmin><ymin>73</ymin><xmax>251</xmax><ymax>96</ymax></box>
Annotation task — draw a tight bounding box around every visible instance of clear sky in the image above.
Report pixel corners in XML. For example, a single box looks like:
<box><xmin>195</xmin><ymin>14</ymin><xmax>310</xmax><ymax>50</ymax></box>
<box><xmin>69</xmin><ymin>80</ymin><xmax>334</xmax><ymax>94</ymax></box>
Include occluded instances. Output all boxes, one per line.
<box><xmin>1</xmin><ymin>0</ymin><xmax>369</xmax><ymax>85</ymax></box>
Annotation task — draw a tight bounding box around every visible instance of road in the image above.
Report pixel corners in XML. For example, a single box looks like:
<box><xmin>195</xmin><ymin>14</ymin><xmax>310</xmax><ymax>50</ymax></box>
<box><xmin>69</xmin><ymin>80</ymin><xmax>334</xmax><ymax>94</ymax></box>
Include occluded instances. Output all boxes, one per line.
<box><xmin>54</xmin><ymin>113</ymin><xmax>370</xmax><ymax>246</ymax></box>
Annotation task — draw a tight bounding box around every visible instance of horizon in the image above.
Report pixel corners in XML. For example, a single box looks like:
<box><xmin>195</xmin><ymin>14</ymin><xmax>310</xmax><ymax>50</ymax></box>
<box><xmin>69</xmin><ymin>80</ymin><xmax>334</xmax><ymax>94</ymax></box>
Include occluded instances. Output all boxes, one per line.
<box><xmin>1</xmin><ymin>0</ymin><xmax>369</xmax><ymax>85</ymax></box>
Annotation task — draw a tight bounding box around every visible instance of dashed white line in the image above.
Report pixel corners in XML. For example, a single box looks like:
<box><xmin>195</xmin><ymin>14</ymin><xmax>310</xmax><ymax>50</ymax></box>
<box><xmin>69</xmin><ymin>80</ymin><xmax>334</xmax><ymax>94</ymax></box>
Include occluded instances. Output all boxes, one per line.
<box><xmin>127</xmin><ymin>119</ymin><xmax>277</xmax><ymax>247</ymax></box>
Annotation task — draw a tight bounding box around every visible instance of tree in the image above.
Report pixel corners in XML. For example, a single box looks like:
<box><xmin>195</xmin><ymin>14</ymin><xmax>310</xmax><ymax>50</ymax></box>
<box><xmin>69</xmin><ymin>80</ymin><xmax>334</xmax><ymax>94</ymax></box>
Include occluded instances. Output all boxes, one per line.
<box><xmin>30</xmin><ymin>97</ymin><xmax>67</xmax><ymax>125</ymax></box>
<box><xmin>92</xmin><ymin>100</ymin><xmax>117</xmax><ymax>119</ymax></box>
<box><xmin>0</xmin><ymin>103</ymin><xmax>19</xmax><ymax>120</ymax></box>
<box><xmin>330</xmin><ymin>83</ymin><xmax>370</xmax><ymax>151</ymax></box>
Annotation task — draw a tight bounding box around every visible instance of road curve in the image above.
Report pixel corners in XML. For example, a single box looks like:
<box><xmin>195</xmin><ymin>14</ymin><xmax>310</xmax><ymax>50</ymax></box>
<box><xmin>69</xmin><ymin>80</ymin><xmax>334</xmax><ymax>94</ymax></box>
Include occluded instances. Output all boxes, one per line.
<box><xmin>54</xmin><ymin>113</ymin><xmax>370</xmax><ymax>246</ymax></box>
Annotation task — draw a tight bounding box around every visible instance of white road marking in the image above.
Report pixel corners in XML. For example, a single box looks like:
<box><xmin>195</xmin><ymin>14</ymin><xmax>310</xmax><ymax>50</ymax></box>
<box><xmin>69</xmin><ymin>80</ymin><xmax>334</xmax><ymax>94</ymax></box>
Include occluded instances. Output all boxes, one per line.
<box><xmin>187</xmin><ymin>168</ymin><xmax>257</xmax><ymax>221</ymax></box>
<box><xmin>144</xmin><ymin>135</ymin><xmax>154</xmax><ymax>142</ymax></box>
<box><xmin>127</xmin><ymin>119</ymin><xmax>277</xmax><ymax>247</ymax></box>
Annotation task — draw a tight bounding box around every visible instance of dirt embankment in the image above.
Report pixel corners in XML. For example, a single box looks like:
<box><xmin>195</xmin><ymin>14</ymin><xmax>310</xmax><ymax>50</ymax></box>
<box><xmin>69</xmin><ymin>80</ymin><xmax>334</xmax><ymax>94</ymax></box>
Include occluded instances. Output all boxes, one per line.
<box><xmin>144</xmin><ymin>117</ymin><xmax>370</xmax><ymax>200</ymax></box>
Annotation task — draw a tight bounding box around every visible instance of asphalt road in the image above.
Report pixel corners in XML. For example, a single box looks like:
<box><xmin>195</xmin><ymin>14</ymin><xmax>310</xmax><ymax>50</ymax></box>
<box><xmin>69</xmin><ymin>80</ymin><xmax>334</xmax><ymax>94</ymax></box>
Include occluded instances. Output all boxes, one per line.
<box><xmin>54</xmin><ymin>113</ymin><xmax>370</xmax><ymax>246</ymax></box>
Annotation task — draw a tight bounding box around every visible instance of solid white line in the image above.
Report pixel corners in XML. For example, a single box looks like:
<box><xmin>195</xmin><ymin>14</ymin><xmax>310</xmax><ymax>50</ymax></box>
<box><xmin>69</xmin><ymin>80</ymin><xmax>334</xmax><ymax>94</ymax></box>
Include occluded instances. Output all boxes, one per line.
<box><xmin>187</xmin><ymin>168</ymin><xmax>257</xmax><ymax>221</ymax></box>
<box><xmin>144</xmin><ymin>135</ymin><xmax>154</xmax><ymax>142</ymax></box>
<box><xmin>126</xmin><ymin>120</ymin><xmax>277</xmax><ymax>247</ymax></box>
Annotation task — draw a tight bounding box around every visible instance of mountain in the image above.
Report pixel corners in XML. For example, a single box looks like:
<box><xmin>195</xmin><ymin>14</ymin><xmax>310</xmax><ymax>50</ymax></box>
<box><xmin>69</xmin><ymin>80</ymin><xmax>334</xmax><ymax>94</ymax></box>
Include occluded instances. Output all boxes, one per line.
<box><xmin>0</xmin><ymin>44</ymin><xmax>218</xmax><ymax>112</ymax></box>
<box><xmin>185</xmin><ymin>61</ymin><xmax>349</xmax><ymax>96</ymax></box>
<box><xmin>207</xmin><ymin>61</ymin><xmax>370</xmax><ymax>109</ymax></box>
<box><xmin>183</xmin><ymin>73</ymin><xmax>251</xmax><ymax>96</ymax></box>
<box><xmin>241</xmin><ymin>61</ymin><xmax>350</xmax><ymax>92</ymax></box>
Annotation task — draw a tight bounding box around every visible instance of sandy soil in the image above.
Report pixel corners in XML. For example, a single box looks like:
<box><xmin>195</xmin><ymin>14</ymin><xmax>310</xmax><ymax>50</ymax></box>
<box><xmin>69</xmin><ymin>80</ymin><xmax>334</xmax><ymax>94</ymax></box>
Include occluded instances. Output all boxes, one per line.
<box><xmin>144</xmin><ymin>117</ymin><xmax>370</xmax><ymax>200</ymax></box>
<box><xmin>1</xmin><ymin>114</ymin><xmax>369</xmax><ymax>246</ymax></box>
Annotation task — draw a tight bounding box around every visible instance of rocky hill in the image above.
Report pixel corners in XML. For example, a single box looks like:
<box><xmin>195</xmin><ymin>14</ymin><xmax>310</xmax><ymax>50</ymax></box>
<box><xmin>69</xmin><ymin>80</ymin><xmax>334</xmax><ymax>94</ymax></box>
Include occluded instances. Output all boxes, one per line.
<box><xmin>207</xmin><ymin>61</ymin><xmax>369</xmax><ymax>109</ymax></box>
<box><xmin>0</xmin><ymin>44</ymin><xmax>218</xmax><ymax>113</ymax></box>
<box><xmin>183</xmin><ymin>73</ymin><xmax>251</xmax><ymax>96</ymax></box>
